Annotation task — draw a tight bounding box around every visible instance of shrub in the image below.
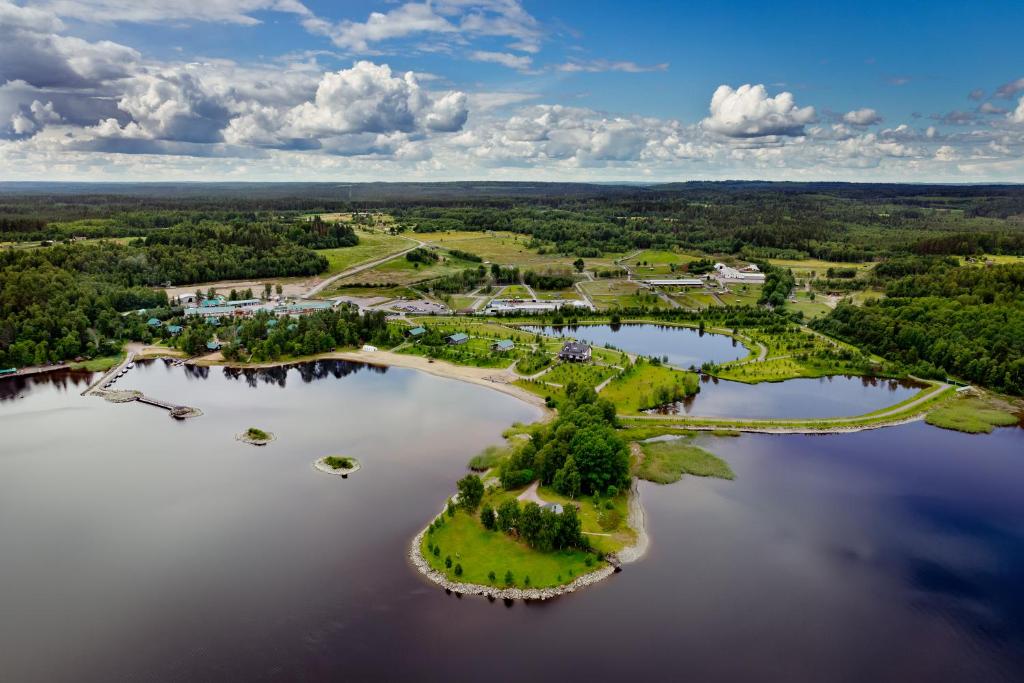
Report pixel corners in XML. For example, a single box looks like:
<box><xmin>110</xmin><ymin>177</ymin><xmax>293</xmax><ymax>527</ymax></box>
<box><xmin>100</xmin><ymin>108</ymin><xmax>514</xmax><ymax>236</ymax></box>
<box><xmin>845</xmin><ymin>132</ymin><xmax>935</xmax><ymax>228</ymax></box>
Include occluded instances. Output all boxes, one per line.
<box><xmin>454</xmin><ymin>563</ymin><xmax>463</xmax><ymax>577</ymax></box>
<box><xmin>504</xmin><ymin>570</ymin><xmax>514</xmax><ymax>586</ymax></box>
<box><xmin>445</xmin><ymin>555</ymin><xmax>452</xmax><ymax>569</ymax></box>
<box><xmin>488</xmin><ymin>570</ymin><xmax>496</xmax><ymax>582</ymax></box>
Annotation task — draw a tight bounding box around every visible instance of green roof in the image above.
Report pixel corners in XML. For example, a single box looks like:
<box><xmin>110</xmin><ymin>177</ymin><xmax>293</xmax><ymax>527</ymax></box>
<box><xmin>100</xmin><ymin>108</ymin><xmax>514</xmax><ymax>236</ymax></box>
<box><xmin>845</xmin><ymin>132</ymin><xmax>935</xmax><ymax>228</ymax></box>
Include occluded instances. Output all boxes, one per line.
<box><xmin>447</xmin><ymin>332</ymin><xmax>469</xmax><ymax>343</ymax></box>
<box><xmin>147</xmin><ymin>318</ymin><xmax>162</xmax><ymax>326</ymax></box>
<box><xmin>408</xmin><ymin>326</ymin><xmax>426</xmax><ymax>336</ymax></box>
<box><xmin>493</xmin><ymin>339</ymin><xmax>515</xmax><ymax>350</ymax></box>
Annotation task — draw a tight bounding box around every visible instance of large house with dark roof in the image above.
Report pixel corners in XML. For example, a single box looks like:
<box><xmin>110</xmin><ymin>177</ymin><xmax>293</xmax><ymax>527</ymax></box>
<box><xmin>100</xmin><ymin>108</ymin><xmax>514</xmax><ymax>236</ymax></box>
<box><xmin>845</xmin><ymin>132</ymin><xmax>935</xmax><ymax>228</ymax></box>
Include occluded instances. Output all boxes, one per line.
<box><xmin>558</xmin><ymin>340</ymin><xmax>591</xmax><ymax>362</ymax></box>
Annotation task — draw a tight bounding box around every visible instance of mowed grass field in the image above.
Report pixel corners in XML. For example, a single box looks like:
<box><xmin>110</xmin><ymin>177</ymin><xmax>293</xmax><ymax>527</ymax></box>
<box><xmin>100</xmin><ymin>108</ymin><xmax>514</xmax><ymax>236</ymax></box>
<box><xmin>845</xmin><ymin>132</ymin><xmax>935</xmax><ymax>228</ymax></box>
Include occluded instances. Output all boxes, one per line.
<box><xmin>767</xmin><ymin>257</ymin><xmax>873</xmax><ymax>279</ymax></box>
<box><xmin>786</xmin><ymin>290</ymin><xmax>832</xmax><ymax>319</ymax></box>
<box><xmin>418</xmin><ymin>231</ymin><xmax>625</xmax><ymax>271</ymax></box>
<box><xmin>317</xmin><ymin>230</ymin><xmax>414</xmax><ymax>274</ymax></box>
<box><xmin>623</xmin><ymin>249</ymin><xmax>704</xmax><ymax>275</ymax></box>
<box><xmin>579</xmin><ymin>279</ymin><xmax>670</xmax><ymax>310</ymax></box>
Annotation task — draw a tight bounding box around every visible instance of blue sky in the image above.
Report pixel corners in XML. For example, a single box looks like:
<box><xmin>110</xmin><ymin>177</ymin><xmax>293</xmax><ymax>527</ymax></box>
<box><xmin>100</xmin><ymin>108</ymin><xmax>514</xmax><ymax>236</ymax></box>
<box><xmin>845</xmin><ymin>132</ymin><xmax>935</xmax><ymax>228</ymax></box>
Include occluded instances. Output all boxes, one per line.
<box><xmin>1</xmin><ymin>0</ymin><xmax>1022</xmax><ymax>182</ymax></box>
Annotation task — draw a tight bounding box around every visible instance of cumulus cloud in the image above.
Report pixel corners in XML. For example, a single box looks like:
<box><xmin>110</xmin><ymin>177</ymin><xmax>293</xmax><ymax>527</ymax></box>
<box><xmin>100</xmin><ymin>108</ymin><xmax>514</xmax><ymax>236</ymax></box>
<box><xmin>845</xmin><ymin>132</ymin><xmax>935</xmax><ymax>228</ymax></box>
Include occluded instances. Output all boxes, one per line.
<box><xmin>38</xmin><ymin>0</ymin><xmax>314</xmax><ymax>26</ymax></box>
<box><xmin>225</xmin><ymin>61</ymin><xmax>467</xmax><ymax>151</ymax></box>
<box><xmin>1011</xmin><ymin>97</ymin><xmax>1024</xmax><ymax>124</ymax></box>
<box><xmin>115</xmin><ymin>69</ymin><xmax>231</xmax><ymax>143</ymax></box>
<box><xmin>701</xmin><ymin>84</ymin><xmax>815</xmax><ymax>138</ymax></box>
<box><xmin>978</xmin><ymin>102</ymin><xmax>1008</xmax><ymax>115</ymax></box>
<box><xmin>0</xmin><ymin>1</ymin><xmax>140</xmax><ymax>89</ymax></box>
<box><xmin>842</xmin><ymin>108</ymin><xmax>882</xmax><ymax>126</ymax></box>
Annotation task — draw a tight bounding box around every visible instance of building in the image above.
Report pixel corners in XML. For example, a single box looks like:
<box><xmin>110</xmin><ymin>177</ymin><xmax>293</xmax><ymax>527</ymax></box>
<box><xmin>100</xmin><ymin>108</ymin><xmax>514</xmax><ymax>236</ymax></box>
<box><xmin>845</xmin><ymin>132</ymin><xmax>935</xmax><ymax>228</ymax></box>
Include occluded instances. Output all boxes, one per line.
<box><xmin>178</xmin><ymin>293</ymin><xmax>199</xmax><ymax>307</ymax></box>
<box><xmin>491</xmin><ymin>339</ymin><xmax>515</xmax><ymax>352</ymax></box>
<box><xmin>184</xmin><ymin>305</ymin><xmax>245</xmax><ymax>319</ymax></box>
<box><xmin>224</xmin><ymin>298</ymin><xmax>262</xmax><ymax>310</ymax></box>
<box><xmin>638</xmin><ymin>278</ymin><xmax>704</xmax><ymax>287</ymax></box>
<box><xmin>406</xmin><ymin>326</ymin><xmax>427</xmax><ymax>338</ymax></box>
<box><xmin>273</xmin><ymin>301</ymin><xmax>334</xmax><ymax>317</ymax></box>
<box><xmin>483</xmin><ymin>298</ymin><xmax>593</xmax><ymax>315</ymax></box>
<box><xmin>446</xmin><ymin>332</ymin><xmax>469</xmax><ymax>345</ymax></box>
<box><xmin>206</xmin><ymin>340</ymin><xmax>221</xmax><ymax>351</ymax></box>
<box><xmin>712</xmin><ymin>262</ymin><xmax>766</xmax><ymax>284</ymax></box>
<box><xmin>541</xmin><ymin>502</ymin><xmax>564</xmax><ymax>514</ymax></box>
<box><xmin>200</xmin><ymin>297</ymin><xmax>226</xmax><ymax>308</ymax></box>
<box><xmin>559</xmin><ymin>341</ymin><xmax>592</xmax><ymax>362</ymax></box>
<box><xmin>166</xmin><ymin>324</ymin><xmax>183</xmax><ymax>335</ymax></box>
<box><xmin>147</xmin><ymin>317</ymin><xmax>162</xmax><ymax>327</ymax></box>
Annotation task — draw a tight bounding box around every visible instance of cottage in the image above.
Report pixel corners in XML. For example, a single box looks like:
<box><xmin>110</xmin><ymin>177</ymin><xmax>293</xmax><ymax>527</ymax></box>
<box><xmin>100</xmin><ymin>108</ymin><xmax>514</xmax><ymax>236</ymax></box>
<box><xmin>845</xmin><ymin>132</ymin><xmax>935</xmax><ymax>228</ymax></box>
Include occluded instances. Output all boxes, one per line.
<box><xmin>147</xmin><ymin>317</ymin><xmax>162</xmax><ymax>327</ymax></box>
<box><xmin>541</xmin><ymin>502</ymin><xmax>564</xmax><ymax>514</ymax></box>
<box><xmin>446</xmin><ymin>332</ymin><xmax>469</xmax><ymax>345</ymax></box>
<box><xmin>406</xmin><ymin>326</ymin><xmax>427</xmax><ymax>338</ymax></box>
<box><xmin>206</xmin><ymin>340</ymin><xmax>221</xmax><ymax>351</ymax></box>
<box><xmin>491</xmin><ymin>339</ymin><xmax>515</xmax><ymax>352</ymax></box>
<box><xmin>558</xmin><ymin>340</ymin><xmax>592</xmax><ymax>362</ymax></box>
<box><xmin>166</xmin><ymin>324</ymin><xmax>183</xmax><ymax>335</ymax></box>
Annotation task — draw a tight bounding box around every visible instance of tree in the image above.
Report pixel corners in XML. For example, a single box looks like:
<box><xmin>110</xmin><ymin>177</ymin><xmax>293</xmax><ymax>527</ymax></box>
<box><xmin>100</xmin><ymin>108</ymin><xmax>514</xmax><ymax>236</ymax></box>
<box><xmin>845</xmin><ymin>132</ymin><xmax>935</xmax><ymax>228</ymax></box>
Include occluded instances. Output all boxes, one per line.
<box><xmin>573</xmin><ymin>258</ymin><xmax>585</xmax><ymax>273</ymax></box>
<box><xmin>504</xmin><ymin>570</ymin><xmax>514</xmax><ymax>586</ymax></box>
<box><xmin>496</xmin><ymin>499</ymin><xmax>519</xmax><ymax>533</ymax></box>
<box><xmin>445</xmin><ymin>555</ymin><xmax>452</xmax><ymax>569</ymax></box>
<box><xmin>263</xmin><ymin>282</ymin><xmax>272</xmax><ymax>299</ymax></box>
<box><xmin>480</xmin><ymin>503</ymin><xmax>496</xmax><ymax>530</ymax></box>
<box><xmin>456</xmin><ymin>474</ymin><xmax>484</xmax><ymax>511</ymax></box>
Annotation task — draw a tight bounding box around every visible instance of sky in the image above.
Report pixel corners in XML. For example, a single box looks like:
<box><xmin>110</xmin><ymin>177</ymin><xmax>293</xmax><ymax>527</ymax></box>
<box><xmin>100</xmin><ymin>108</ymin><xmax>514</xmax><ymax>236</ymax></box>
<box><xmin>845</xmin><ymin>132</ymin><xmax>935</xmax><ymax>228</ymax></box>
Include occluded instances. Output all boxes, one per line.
<box><xmin>1</xmin><ymin>0</ymin><xmax>1023</xmax><ymax>183</ymax></box>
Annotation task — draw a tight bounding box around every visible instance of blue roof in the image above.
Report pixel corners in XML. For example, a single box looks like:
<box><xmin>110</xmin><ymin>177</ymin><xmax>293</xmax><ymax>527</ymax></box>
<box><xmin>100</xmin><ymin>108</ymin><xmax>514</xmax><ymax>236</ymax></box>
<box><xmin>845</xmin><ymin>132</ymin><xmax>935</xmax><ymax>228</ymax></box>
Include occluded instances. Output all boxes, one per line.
<box><xmin>206</xmin><ymin>341</ymin><xmax>221</xmax><ymax>350</ymax></box>
<box><xmin>408</xmin><ymin>326</ymin><xmax>426</xmax><ymax>335</ymax></box>
<box><xmin>493</xmin><ymin>339</ymin><xmax>515</xmax><ymax>350</ymax></box>
<box><xmin>166</xmin><ymin>324</ymin><xmax>183</xmax><ymax>333</ymax></box>
<box><xmin>200</xmin><ymin>298</ymin><xmax>224</xmax><ymax>307</ymax></box>
<box><xmin>147</xmin><ymin>318</ymin><xmax>162</xmax><ymax>326</ymax></box>
<box><xmin>266</xmin><ymin>319</ymin><xmax>278</xmax><ymax>327</ymax></box>
<box><xmin>447</xmin><ymin>332</ymin><xmax>469</xmax><ymax>342</ymax></box>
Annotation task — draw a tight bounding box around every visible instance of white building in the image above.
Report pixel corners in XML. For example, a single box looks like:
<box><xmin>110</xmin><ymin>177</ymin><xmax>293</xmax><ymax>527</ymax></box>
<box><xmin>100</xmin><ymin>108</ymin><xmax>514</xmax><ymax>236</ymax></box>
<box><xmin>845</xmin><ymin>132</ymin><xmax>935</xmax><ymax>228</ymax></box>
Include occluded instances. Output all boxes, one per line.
<box><xmin>638</xmin><ymin>278</ymin><xmax>704</xmax><ymax>287</ymax></box>
<box><xmin>713</xmin><ymin>263</ymin><xmax>766</xmax><ymax>284</ymax></box>
<box><xmin>483</xmin><ymin>298</ymin><xmax>593</xmax><ymax>315</ymax></box>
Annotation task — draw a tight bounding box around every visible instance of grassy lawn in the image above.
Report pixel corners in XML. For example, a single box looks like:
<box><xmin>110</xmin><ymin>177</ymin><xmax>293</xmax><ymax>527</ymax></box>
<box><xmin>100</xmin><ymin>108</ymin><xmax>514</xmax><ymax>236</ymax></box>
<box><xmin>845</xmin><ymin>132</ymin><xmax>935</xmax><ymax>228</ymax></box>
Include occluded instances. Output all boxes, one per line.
<box><xmin>397</xmin><ymin>337</ymin><xmax>517</xmax><ymax>368</ymax></box>
<box><xmin>925</xmin><ymin>396</ymin><xmax>1020</xmax><ymax>433</ymax></box>
<box><xmin>499</xmin><ymin>284</ymin><xmax>533</xmax><ymax>298</ymax></box>
<box><xmin>66</xmin><ymin>355</ymin><xmax>122</xmax><ymax>371</ymax></box>
<box><xmin>767</xmin><ymin>258</ymin><xmax>873</xmax><ymax>279</ymax></box>
<box><xmin>418</xmin><ymin>230</ymin><xmax>625</xmax><ymax>271</ymax></box>
<box><xmin>849</xmin><ymin>289</ymin><xmax>885</xmax><ymax>305</ymax></box>
<box><xmin>535</xmin><ymin>288</ymin><xmax>581</xmax><ymax>301</ymax></box>
<box><xmin>580</xmin><ymin>279</ymin><xmax>669</xmax><ymax>310</ymax></box>
<box><xmin>421</xmin><ymin>509</ymin><xmax>599</xmax><ymax>589</ymax></box>
<box><xmin>317</xmin><ymin>230</ymin><xmax>413</xmax><ymax>274</ymax></box>
<box><xmin>623</xmin><ymin>249</ymin><xmax>702</xmax><ymax>275</ymax></box>
<box><xmin>637</xmin><ymin>439</ymin><xmax>735</xmax><ymax>483</ymax></box>
<box><xmin>600</xmin><ymin>362</ymin><xmax>699</xmax><ymax>413</ymax></box>
<box><xmin>447</xmin><ymin>295</ymin><xmax>479</xmax><ymax>311</ymax></box>
<box><xmin>723</xmin><ymin>284</ymin><xmax>762</xmax><ymax>306</ymax></box>
<box><xmin>786</xmin><ymin>290</ymin><xmax>832</xmax><ymax>319</ymax></box>
<box><xmin>322</xmin><ymin>283</ymin><xmax>420</xmax><ymax>299</ymax></box>
<box><xmin>676</xmin><ymin>291</ymin><xmax>722</xmax><ymax>309</ymax></box>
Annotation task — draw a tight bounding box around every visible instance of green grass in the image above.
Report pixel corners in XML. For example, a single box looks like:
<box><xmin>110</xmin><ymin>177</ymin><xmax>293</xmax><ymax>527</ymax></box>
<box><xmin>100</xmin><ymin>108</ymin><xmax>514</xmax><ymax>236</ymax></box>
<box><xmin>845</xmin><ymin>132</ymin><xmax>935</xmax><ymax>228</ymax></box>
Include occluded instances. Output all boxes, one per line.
<box><xmin>638</xmin><ymin>439</ymin><xmax>734</xmax><ymax>483</ymax></box>
<box><xmin>499</xmin><ymin>284</ymin><xmax>533</xmax><ymax>298</ymax></box>
<box><xmin>246</xmin><ymin>427</ymin><xmax>270</xmax><ymax>441</ymax></box>
<box><xmin>323</xmin><ymin>455</ymin><xmax>355</xmax><ymax>469</ymax></box>
<box><xmin>421</xmin><ymin>510</ymin><xmax>598</xmax><ymax>589</ymax></box>
<box><xmin>418</xmin><ymin>230</ymin><xmax>625</xmax><ymax>272</ymax></box>
<box><xmin>600</xmin><ymin>362</ymin><xmax>698</xmax><ymax>414</ymax></box>
<box><xmin>67</xmin><ymin>355</ymin><xmax>122</xmax><ymax>372</ymax></box>
<box><xmin>925</xmin><ymin>397</ymin><xmax>1019</xmax><ymax>433</ymax></box>
<box><xmin>579</xmin><ymin>279</ymin><xmax>669</xmax><ymax>310</ymax></box>
<box><xmin>318</xmin><ymin>231</ymin><xmax>413</xmax><ymax>274</ymax></box>
<box><xmin>468</xmin><ymin>445</ymin><xmax>511</xmax><ymax>471</ymax></box>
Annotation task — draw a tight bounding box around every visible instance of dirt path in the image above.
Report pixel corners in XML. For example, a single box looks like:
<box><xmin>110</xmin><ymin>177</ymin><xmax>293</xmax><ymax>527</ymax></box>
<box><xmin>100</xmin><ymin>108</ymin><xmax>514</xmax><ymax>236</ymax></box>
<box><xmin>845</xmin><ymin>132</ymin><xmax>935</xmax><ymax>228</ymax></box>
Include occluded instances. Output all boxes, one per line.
<box><xmin>516</xmin><ymin>480</ymin><xmax>547</xmax><ymax>505</ymax></box>
<box><xmin>304</xmin><ymin>236</ymin><xmax>423</xmax><ymax>298</ymax></box>
<box><xmin>574</xmin><ymin>281</ymin><xmax>597</xmax><ymax>310</ymax></box>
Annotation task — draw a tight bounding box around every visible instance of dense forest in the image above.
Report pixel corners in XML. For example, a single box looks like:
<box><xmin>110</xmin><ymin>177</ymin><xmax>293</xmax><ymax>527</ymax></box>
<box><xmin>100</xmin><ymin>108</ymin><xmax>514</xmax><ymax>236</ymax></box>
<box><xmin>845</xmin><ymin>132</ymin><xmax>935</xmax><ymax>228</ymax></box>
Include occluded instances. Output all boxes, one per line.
<box><xmin>813</xmin><ymin>263</ymin><xmax>1024</xmax><ymax>394</ymax></box>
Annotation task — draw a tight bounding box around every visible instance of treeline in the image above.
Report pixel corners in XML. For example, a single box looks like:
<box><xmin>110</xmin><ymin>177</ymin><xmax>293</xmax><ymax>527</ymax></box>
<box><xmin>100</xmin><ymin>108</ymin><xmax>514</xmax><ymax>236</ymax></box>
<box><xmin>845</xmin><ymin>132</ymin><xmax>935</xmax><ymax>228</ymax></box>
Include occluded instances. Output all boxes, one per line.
<box><xmin>812</xmin><ymin>264</ymin><xmax>1024</xmax><ymax>394</ymax></box>
<box><xmin>759</xmin><ymin>265</ymin><xmax>795</xmax><ymax>307</ymax></box>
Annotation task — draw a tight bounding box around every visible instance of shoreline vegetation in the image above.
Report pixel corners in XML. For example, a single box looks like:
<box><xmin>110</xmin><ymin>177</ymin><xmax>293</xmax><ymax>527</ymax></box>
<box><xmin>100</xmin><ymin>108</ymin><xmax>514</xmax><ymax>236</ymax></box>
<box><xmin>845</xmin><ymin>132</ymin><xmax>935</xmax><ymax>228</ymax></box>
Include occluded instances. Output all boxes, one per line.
<box><xmin>237</xmin><ymin>427</ymin><xmax>274</xmax><ymax>446</ymax></box>
<box><xmin>315</xmin><ymin>455</ymin><xmax>361</xmax><ymax>475</ymax></box>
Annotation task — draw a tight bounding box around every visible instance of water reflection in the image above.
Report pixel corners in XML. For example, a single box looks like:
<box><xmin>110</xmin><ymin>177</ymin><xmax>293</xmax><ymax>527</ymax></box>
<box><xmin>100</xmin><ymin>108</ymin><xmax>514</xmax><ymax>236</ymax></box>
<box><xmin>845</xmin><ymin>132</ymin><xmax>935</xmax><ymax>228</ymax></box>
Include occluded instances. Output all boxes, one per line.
<box><xmin>0</xmin><ymin>368</ymin><xmax>95</xmax><ymax>403</ymax></box>
<box><xmin>520</xmin><ymin>323</ymin><xmax>747</xmax><ymax>368</ymax></box>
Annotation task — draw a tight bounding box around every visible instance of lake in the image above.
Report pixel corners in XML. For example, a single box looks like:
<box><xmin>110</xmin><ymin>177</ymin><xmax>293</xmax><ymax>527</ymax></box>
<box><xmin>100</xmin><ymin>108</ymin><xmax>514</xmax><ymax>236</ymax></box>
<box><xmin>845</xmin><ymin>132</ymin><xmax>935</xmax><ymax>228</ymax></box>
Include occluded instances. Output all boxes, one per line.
<box><xmin>520</xmin><ymin>323</ymin><xmax>747</xmax><ymax>368</ymax></box>
<box><xmin>1</xmin><ymin>362</ymin><xmax>1022</xmax><ymax>681</ymax></box>
<box><xmin>667</xmin><ymin>374</ymin><xmax>925</xmax><ymax>419</ymax></box>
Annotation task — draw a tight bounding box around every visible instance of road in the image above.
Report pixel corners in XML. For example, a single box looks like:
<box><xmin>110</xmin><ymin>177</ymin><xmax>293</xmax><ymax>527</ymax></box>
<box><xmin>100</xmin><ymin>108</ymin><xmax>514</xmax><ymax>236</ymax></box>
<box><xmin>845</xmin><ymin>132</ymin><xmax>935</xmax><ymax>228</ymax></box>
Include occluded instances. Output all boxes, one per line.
<box><xmin>304</xmin><ymin>236</ymin><xmax>424</xmax><ymax>299</ymax></box>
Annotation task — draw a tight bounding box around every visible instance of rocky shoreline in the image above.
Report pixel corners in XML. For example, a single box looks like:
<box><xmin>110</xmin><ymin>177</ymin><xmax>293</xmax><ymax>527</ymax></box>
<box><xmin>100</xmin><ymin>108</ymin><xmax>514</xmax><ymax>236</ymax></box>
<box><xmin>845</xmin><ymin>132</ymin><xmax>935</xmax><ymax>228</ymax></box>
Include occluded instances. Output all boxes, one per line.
<box><xmin>408</xmin><ymin>526</ymin><xmax>616</xmax><ymax>601</ymax></box>
<box><xmin>236</xmin><ymin>431</ymin><xmax>276</xmax><ymax>446</ymax></box>
<box><xmin>313</xmin><ymin>457</ymin><xmax>361</xmax><ymax>476</ymax></box>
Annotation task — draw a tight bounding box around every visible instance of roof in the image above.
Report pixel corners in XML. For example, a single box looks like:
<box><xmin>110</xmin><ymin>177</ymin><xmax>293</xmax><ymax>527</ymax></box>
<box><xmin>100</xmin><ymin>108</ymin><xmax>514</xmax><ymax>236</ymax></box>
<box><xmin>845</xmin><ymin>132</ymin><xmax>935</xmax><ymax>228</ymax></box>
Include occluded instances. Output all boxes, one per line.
<box><xmin>166</xmin><ymin>325</ymin><xmax>183</xmax><ymax>333</ymax></box>
<box><xmin>147</xmin><ymin>318</ymin><xmax>162</xmax><ymax>326</ymax></box>
<box><xmin>184</xmin><ymin>305</ymin><xmax>236</xmax><ymax>316</ymax></box>
<box><xmin>641</xmin><ymin>278</ymin><xmax>704</xmax><ymax>286</ymax></box>
<box><xmin>206</xmin><ymin>341</ymin><xmax>221</xmax><ymax>350</ymax></box>
<box><xmin>225</xmin><ymin>298</ymin><xmax>261</xmax><ymax>306</ymax></box>
<box><xmin>560</xmin><ymin>340</ymin><xmax>591</xmax><ymax>355</ymax></box>
<box><xmin>408</xmin><ymin>326</ymin><xmax>427</xmax><ymax>336</ymax></box>
<box><xmin>447</xmin><ymin>332</ymin><xmax>469</xmax><ymax>342</ymax></box>
<box><xmin>541</xmin><ymin>502</ymin><xmax>564</xmax><ymax>514</ymax></box>
<box><xmin>200</xmin><ymin>298</ymin><xmax>225</xmax><ymax>307</ymax></box>
<box><xmin>493</xmin><ymin>339</ymin><xmax>515</xmax><ymax>350</ymax></box>
<box><xmin>266</xmin><ymin>319</ymin><xmax>278</xmax><ymax>327</ymax></box>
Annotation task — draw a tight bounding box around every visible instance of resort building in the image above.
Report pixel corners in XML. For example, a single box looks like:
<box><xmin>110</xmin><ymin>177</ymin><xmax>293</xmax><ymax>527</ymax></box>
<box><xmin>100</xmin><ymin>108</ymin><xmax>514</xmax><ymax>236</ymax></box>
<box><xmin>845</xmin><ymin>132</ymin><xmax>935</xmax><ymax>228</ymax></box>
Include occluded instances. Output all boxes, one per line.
<box><xmin>558</xmin><ymin>341</ymin><xmax>592</xmax><ymax>362</ymax></box>
<box><xmin>446</xmin><ymin>333</ymin><xmax>470</xmax><ymax>345</ymax></box>
<box><xmin>491</xmin><ymin>339</ymin><xmax>515</xmax><ymax>352</ymax></box>
<box><xmin>712</xmin><ymin>262</ymin><xmax>766</xmax><ymax>284</ymax></box>
<box><xmin>638</xmin><ymin>278</ymin><xmax>704</xmax><ymax>287</ymax></box>
<box><xmin>273</xmin><ymin>301</ymin><xmax>334</xmax><ymax>317</ymax></box>
<box><xmin>147</xmin><ymin>317</ymin><xmax>162</xmax><ymax>327</ymax></box>
<box><xmin>483</xmin><ymin>298</ymin><xmax>593</xmax><ymax>315</ymax></box>
<box><xmin>184</xmin><ymin>305</ymin><xmax>246</xmax><ymax>319</ymax></box>
<box><xmin>166</xmin><ymin>324</ymin><xmax>183</xmax><ymax>335</ymax></box>
<box><xmin>541</xmin><ymin>502</ymin><xmax>565</xmax><ymax>514</ymax></box>
<box><xmin>406</xmin><ymin>326</ymin><xmax>427</xmax><ymax>339</ymax></box>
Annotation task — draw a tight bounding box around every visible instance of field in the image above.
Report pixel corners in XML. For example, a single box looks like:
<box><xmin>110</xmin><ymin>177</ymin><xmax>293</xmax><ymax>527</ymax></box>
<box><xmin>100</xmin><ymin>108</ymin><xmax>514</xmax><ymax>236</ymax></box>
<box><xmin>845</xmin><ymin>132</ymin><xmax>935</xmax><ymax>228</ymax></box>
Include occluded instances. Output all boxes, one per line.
<box><xmin>333</xmin><ymin>251</ymin><xmax>474</xmax><ymax>287</ymax></box>
<box><xmin>599</xmin><ymin>362</ymin><xmax>699</xmax><ymax>414</ymax></box>
<box><xmin>623</xmin><ymin>249</ymin><xmax>703</xmax><ymax>275</ymax></box>
<box><xmin>498</xmin><ymin>284</ymin><xmax>533</xmax><ymax>299</ymax></box>
<box><xmin>421</xmin><ymin>509</ymin><xmax>599</xmax><ymax>589</ymax></box>
<box><xmin>418</xmin><ymin>231</ymin><xmax>625</xmax><ymax>271</ymax></box>
<box><xmin>925</xmin><ymin>395</ymin><xmax>1020</xmax><ymax>433</ymax></box>
<box><xmin>317</xmin><ymin>230</ymin><xmax>414</xmax><ymax>275</ymax></box>
<box><xmin>722</xmin><ymin>283</ymin><xmax>762</xmax><ymax>306</ymax></box>
<box><xmin>637</xmin><ymin>439</ymin><xmax>735</xmax><ymax>483</ymax></box>
<box><xmin>786</xmin><ymin>290</ymin><xmax>833</xmax><ymax>319</ymax></box>
<box><xmin>579</xmin><ymin>280</ymin><xmax>669</xmax><ymax>310</ymax></box>
<box><xmin>672</xmin><ymin>291</ymin><xmax>722</xmax><ymax>309</ymax></box>
<box><xmin>767</xmin><ymin>257</ymin><xmax>873</xmax><ymax>279</ymax></box>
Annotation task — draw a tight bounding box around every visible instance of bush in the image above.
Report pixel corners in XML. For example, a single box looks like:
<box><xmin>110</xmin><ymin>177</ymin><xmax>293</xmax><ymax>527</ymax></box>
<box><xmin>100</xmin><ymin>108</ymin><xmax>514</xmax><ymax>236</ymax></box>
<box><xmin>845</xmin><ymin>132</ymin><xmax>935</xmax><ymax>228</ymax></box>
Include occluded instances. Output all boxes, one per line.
<box><xmin>445</xmin><ymin>555</ymin><xmax>452</xmax><ymax>569</ymax></box>
<box><xmin>504</xmin><ymin>570</ymin><xmax>514</xmax><ymax>586</ymax></box>
<box><xmin>488</xmin><ymin>570</ymin><xmax>496</xmax><ymax>582</ymax></box>
<box><xmin>454</xmin><ymin>563</ymin><xmax>463</xmax><ymax>577</ymax></box>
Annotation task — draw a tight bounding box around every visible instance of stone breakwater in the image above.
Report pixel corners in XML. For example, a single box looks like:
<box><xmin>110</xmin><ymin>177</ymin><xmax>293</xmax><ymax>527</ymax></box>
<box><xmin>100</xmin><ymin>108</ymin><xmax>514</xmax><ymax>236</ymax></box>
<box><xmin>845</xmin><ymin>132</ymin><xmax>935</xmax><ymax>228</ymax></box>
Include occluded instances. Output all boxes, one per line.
<box><xmin>409</xmin><ymin>527</ymin><xmax>616</xmax><ymax>601</ymax></box>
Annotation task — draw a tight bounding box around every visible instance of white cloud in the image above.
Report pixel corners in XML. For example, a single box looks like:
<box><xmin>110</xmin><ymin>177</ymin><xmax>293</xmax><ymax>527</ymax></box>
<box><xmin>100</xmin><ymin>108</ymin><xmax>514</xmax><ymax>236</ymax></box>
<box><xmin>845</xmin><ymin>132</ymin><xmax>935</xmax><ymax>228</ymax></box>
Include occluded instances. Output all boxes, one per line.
<box><xmin>701</xmin><ymin>84</ymin><xmax>816</xmax><ymax>138</ymax></box>
<box><xmin>38</xmin><ymin>0</ymin><xmax>314</xmax><ymax>26</ymax></box>
<box><xmin>225</xmin><ymin>61</ymin><xmax>468</xmax><ymax>149</ymax></box>
<box><xmin>469</xmin><ymin>51</ymin><xmax>532</xmax><ymax>70</ymax></box>
<box><xmin>1011</xmin><ymin>96</ymin><xmax>1024</xmax><ymax>124</ymax></box>
<box><xmin>934</xmin><ymin>145</ymin><xmax>958</xmax><ymax>161</ymax></box>
<box><xmin>556</xmin><ymin>60</ymin><xmax>668</xmax><ymax>74</ymax></box>
<box><xmin>116</xmin><ymin>68</ymin><xmax>230</xmax><ymax>143</ymax></box>
<box><xmin>996</xmin><ymin>77</ymin><xmax>1024</xmax><ymax>99</ymax></box>
<box><xmin>842</xmin><ymin>108</ymin><xmax>882</xmax><ymax>126</ymax></box>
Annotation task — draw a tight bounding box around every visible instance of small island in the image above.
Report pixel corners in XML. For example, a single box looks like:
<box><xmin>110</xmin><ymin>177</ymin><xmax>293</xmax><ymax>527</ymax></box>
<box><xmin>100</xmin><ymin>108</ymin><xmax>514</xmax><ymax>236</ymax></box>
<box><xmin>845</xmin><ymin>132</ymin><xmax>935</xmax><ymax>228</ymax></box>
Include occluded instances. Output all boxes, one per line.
<box><xmin>237</xmin><ymin>426</ymin><xmax>275</xmax><ymax>446</ymax></box>
<box><xmin>315</xmin><ymin>455</ymin><xmax>361</xmax><ymax>476</ymax></box>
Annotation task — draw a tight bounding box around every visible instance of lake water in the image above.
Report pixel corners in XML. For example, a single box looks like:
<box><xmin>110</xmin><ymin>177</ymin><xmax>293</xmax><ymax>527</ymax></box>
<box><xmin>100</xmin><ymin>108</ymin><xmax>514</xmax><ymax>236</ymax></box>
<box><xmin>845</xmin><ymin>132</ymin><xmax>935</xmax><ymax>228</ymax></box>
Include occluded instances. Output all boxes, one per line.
<box><xmin>2</xmin><ymin>362</ymin><xmax>1022</xmax><ymax>681</ymax></box>
<box><xmin>667</xmin><ymin>374</ymin><xmax>925</xmax><ymax>419</ymax></box>
<box><xmin>520</xmin><ymin>323</ymin><xmax>747</xmax><ymax>368</ymax></box>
